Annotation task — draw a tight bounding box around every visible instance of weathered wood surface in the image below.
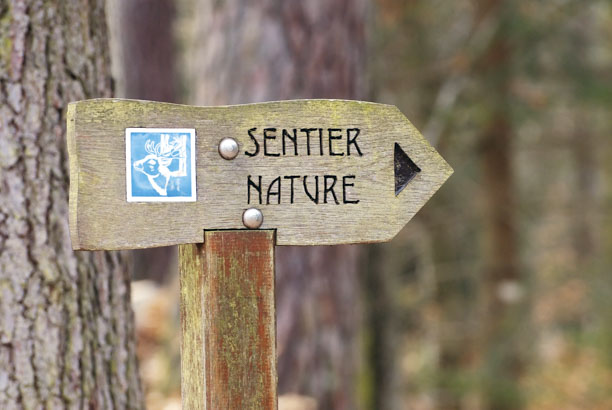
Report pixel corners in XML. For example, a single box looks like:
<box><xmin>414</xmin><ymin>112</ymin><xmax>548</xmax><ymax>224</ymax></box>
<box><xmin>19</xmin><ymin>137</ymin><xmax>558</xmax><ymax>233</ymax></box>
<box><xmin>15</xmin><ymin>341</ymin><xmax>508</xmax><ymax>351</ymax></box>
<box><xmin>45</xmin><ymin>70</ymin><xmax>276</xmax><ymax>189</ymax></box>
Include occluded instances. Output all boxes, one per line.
<box><xmin>68</xmin><ymin>98</ymin><xmax>452</xmax><ymax>250</ymax></box>
<box><xmin>179</xmin><ymin>231</ymin><xmax>277</xmax><ymax>410</ymax></box>
<box><xmin>179</xmin><ymin>243</ymin><xmax>206</xmax><ymax>410</ymax></box>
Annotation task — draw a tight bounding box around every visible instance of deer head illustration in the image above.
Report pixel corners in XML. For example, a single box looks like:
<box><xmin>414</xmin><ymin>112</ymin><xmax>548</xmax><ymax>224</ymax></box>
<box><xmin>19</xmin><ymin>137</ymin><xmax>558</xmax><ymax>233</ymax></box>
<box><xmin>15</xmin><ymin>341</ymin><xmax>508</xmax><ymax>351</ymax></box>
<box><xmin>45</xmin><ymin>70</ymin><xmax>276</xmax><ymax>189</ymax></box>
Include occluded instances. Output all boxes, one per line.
<box><xmin>133</xmin><ymin>135</ymin><xmax>187</xmax><ymax>196</ymax></box>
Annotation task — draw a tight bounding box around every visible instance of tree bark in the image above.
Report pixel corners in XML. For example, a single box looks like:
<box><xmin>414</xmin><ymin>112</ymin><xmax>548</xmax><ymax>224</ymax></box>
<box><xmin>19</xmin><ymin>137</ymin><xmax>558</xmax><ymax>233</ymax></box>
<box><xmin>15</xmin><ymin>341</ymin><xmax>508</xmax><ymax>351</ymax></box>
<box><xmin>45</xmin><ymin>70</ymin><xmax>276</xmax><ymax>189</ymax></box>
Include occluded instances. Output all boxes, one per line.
<box><xmin>183</xmin><ymin>0</ymin><xmax>367</xmax><ymax>408</ymax></box>
<box><xmin>0</xmin><ymin>1</ymin><xmax>142</xmax><ymax>408</ymax></box>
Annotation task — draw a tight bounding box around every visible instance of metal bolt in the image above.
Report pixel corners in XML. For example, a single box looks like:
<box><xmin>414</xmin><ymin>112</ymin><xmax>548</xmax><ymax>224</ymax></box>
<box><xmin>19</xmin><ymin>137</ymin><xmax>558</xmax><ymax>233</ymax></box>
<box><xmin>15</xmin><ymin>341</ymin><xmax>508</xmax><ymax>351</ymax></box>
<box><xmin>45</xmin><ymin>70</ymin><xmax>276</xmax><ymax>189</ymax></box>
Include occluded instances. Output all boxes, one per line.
<box><xmin>242</xmin><ymin>208</ymin><xmax>263</xmax><ymax>229</ymax></box>
<box><xmin>218</xmin><ymin>137</ymin><xmax>239</xmax><ymax>160</ymax></box>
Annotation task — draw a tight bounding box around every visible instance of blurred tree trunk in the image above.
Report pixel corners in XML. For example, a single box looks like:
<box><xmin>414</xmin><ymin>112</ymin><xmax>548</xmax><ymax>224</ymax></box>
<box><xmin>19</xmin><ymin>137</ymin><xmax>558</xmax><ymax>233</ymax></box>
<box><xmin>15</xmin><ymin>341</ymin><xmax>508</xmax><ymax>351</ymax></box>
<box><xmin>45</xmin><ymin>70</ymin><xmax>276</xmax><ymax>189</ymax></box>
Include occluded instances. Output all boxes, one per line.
<box><xmin>476</xmin><ymin>1</ymin><xmax>524</xmax><ymax>408</ymax></box>
<box><xmin>183</xmin><ymin>0</ymin><xmax>367</xmax><ymax>408</ymax></box>
<box><xmin>107</xmin><ymin>0</ymin><xmax>178</xmax><ymax>283</ymax></box>
<box><xmin>112</xmin><ymin>0</ymin><xmax>176</xmax><ymax>103</ymax></box>
<box><xmin>570</xmin><ymin>14</ymin><xmax>596</xmax><ymax>266</ymax></box>
<box><xmin>572</xmin><ymin>116</ymin><xmax>595</xmax><ymax>261</ymax></box>
<box><xmin>361</xmin><ymin>244</ymin><xmax>395</xmax><ymax>410</ymax></box>
<box><xmin>431</xmin><ymin>224</ymin><xmax>475</xmax><ymax>410</ymax></box>
<box><xmin>0</xmin><ymin>1</ymin><xmax>142</xmax><ymax>409</ymax></box>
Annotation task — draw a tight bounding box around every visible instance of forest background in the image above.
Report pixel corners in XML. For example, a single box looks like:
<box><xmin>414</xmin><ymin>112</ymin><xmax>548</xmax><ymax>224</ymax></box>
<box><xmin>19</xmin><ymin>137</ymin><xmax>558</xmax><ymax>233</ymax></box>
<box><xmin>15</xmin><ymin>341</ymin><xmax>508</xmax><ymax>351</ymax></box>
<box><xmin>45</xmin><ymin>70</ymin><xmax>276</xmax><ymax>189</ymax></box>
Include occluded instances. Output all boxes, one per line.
<box><xmin>1</xmin><ymin>0</ymin><xmax>611</xmax><ymax>409</ymax></box>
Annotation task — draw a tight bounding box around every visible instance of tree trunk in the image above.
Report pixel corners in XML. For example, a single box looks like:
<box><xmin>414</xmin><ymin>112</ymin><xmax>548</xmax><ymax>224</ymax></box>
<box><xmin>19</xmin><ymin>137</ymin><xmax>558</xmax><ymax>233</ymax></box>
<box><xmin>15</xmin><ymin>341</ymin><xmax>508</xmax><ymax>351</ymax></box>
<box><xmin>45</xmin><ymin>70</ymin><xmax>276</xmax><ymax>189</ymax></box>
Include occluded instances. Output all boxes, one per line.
<box><xmin>183</xmin><ymin>1</ymin><xmax>367</xmax><ymax>408</ymax></box>
<box><xmin>112</xmin><ymin>0</ymin><xmax>177</xmax><ymax>104</ymax></box>
<box><xmin>107</xmin><ymin>0</ymin><xmax>179</xmax><ymax>284</ymax></box>
<box><xmin>569</xmin><ymin>11</ymin><xmax>596</xmax><ymax>266</ymax></box>
<box><xmin>476</xmin><ymin>1</ymin><xmax>525</xmax><ymax>408</ymax></box>
<box><xmin>0</xmin><ymin>1</ymin><xmax>142</xmax><ymax>408</ymax></box>
<box><xmin>572</xmin><ymin>115</ymin><xmax>595</xmax><ymax>263</ymax></box>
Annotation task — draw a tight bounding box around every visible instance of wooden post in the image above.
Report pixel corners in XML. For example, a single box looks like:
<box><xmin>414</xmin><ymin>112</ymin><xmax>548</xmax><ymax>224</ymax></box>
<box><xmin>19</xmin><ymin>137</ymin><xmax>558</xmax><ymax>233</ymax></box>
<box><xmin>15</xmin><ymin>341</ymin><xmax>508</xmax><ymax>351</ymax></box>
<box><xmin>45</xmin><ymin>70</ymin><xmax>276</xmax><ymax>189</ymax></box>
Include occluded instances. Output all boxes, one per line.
<box><xmin>179</xmin><ymin>230</ymin><xmax>277</xmax><ymax>409</ymax></box>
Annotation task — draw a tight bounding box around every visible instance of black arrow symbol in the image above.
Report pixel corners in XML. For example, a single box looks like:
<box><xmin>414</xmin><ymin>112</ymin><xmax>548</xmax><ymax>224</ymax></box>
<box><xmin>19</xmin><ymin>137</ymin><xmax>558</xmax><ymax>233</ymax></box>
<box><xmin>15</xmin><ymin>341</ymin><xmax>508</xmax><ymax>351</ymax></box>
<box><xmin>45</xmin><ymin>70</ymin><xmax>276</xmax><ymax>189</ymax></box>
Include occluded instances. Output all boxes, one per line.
<box><xmin>394</xmin><ymin>143</ymin><xmax>421</xmax><ymax>196</ymax></box>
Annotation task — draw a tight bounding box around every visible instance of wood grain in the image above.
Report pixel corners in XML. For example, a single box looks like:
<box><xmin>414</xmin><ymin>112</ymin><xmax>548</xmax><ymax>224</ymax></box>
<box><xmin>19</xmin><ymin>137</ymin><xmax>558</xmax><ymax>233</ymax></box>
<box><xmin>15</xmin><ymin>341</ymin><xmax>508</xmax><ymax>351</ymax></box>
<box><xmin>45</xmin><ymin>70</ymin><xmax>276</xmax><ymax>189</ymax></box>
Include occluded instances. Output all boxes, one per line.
<box><xmin>67</xmin><ymin>98</ymin><xmax>452</xmax><ymax>250</ymax></box>
<box><xmin>179</xmin><ymin>231</ymin><xmax>277</xmax><ymax>410</ymax></box>
<box><xmin>179</xmin><ymin>243</ymin><xmax>206</xmax><ymax>410</ymax></box>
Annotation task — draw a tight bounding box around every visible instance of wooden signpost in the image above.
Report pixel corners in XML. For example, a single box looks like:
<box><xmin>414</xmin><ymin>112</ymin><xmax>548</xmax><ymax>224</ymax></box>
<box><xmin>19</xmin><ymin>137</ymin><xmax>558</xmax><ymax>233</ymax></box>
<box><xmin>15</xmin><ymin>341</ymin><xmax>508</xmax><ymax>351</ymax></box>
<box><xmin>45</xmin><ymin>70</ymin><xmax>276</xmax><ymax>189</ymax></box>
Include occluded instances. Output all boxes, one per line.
<box><xmin>67</xmin><ymin>98</ymin><xmax>452</xmax><ymax>409</ymax></box>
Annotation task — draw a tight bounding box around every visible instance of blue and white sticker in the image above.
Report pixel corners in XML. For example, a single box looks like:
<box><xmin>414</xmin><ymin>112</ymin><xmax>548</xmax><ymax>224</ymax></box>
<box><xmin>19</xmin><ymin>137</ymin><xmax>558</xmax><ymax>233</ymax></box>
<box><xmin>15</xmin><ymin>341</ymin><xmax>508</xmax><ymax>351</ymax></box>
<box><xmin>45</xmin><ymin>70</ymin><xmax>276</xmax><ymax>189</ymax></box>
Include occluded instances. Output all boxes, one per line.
<box><xmin>126</xmin><ymin>128</ymin><xmax>196</xmax><ymax>202</ymax></box>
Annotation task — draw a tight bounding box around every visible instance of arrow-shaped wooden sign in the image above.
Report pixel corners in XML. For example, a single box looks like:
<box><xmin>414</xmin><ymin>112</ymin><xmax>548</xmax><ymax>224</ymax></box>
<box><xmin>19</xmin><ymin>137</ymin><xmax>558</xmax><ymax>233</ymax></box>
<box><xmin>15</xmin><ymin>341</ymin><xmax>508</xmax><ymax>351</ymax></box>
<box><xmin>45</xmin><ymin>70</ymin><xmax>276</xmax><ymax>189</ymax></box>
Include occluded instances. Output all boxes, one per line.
<box><xmin>68</xmin><ymin>98</ymin><xmax>452</xmax><ymax>250</ymax></box>
<box><xmin>67</xmin><ymin>97</ymin><xmax>452</xmax><ymax>408</ymax></box>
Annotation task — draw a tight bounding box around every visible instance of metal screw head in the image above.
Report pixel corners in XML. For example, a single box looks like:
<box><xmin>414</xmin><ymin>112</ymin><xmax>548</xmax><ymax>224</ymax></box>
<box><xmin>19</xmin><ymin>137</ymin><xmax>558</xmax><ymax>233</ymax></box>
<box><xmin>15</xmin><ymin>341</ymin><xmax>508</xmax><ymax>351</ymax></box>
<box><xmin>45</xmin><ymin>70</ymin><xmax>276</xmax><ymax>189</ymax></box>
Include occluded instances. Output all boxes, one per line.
<box><xmin>242</xmin><ymin>208</ymin><xmax>263</xmax><ymax>229</ymax></box>
<box><xmin>218</xmin><ymin>138</ymin><xmax>239</xmax><ymax>160</ymax></box>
